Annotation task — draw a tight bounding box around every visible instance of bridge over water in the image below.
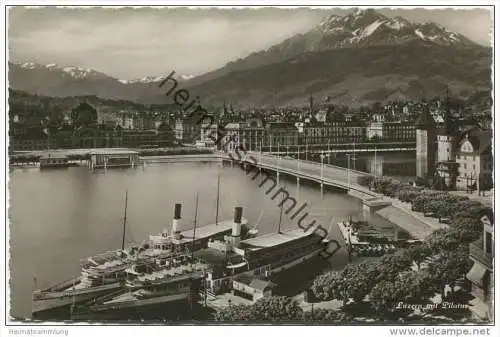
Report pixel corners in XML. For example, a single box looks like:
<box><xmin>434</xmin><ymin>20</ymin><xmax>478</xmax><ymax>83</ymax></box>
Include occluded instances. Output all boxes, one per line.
<box><xmin>218</xmin><ymin>151</ymin><xmax>392</xmax><ymax>213</ymax></box>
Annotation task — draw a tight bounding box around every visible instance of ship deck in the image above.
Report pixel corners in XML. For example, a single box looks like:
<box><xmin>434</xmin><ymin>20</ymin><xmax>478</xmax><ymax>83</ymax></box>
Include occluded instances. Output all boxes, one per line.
<box><xmin>238</xmin><ymin>226</ymin><xmax>318</xmax><ymax>252</ymax></box>
<box><xmin>171</xmin><ymin>218</ymin><xmax>248</xmax><ymax>245</ymax></box>
<box><xmin>132</xmin><ymin>261</ymin><xmax>209</xmax><ymax>284</ymax></box>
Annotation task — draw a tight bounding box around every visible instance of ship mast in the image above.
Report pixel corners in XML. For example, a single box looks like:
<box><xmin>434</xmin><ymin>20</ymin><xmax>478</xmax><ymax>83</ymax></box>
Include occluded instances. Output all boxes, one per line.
<box><xmin>278</xmin><ymin>184</ymin><xmax>284</xmax><ymax>234</ymax></box>
<box><xmin>191</xmin><ymin>192</ymin><xmax>199</xmax><ymax>263</ymax></box>
<box><xmin>121</xmin><ymin>190</ymin><xmax>128</xmax><ymax>256</ymax></box>
<box><xmin>215</xmin><ymin>175</ymin><xmax>220</xmax><ymax>226</ymax></box>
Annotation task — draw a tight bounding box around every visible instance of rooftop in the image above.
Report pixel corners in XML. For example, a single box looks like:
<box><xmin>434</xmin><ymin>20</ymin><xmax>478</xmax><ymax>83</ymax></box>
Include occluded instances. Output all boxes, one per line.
<box><xmin>461</xmin><ymin>129</ymin><xmax>493</xmax><ymax>155</ymax></box>
<box><xmin>234</xmin><ymin>273</ymin><xmax>276</xmax><ymax>291</ymax></box>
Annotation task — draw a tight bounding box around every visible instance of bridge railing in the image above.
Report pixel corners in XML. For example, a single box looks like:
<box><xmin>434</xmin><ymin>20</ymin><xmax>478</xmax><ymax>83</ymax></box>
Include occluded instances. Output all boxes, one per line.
<box><xmin>247</xmin><ymin>158</ymin><xmax>378</xmax><ymax>198</ymax></box>
<box><xmin>256</xmin><ymin>151</ymin><xmax>373</xmax><ymax>178</ymax></box>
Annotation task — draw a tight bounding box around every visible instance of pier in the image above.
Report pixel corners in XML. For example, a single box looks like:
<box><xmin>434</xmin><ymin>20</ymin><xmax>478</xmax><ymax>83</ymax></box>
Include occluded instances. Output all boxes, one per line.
<box><xmin>89</xmin><ymin>149</ymin><xmax>139</xmax><ymax>170</ymax></box>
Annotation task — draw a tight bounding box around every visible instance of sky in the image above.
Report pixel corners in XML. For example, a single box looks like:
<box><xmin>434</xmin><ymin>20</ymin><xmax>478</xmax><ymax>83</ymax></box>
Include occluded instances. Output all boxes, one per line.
<box><xmin>8</xmin><ymin>7</ymin><xmax>492</xmax><ymax>80</ymax></box>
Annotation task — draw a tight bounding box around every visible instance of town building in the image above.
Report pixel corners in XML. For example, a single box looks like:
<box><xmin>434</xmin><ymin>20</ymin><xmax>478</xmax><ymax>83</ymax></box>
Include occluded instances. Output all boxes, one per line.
<box><xmin>174</xmin><ymin>118</ymin><xmax>198</xmax><ymax>143</ymax></box>
<box><xmin>382</xmin><ymin>121</ymin><xmax>416</xmax><ymax>143</ymax></box>
<box><xmin>467</xmin><ymin>214</ymin><xmax>493</xmax><ymax>320</ymax></box>
<box><xmin>71</xmin><ymin>102</ymin><xmax>98</xmax><ymax>127</ymax></box>
<box><xmin>366</xmin><ymin>122</ymin><xmax>383</xmax><ymax>140</ymax></box>
<box><xmin>415</xmin><ymin>100</ymin><xmax>492</xmax><ymax>193</ymax></box>
<box><xmin>200</xmin><ymin>122</ymin><xmax>219</xmax><ymax>147</ymax></box>
<box><xmin>434</xmin><ymin>109</ymin><xmax>458</xmax><ymax>189</ymax></box>
<box><xmin>232</xmin><ymin>274</ymin><xmax>276</xmax><ymax>302</ymax></box>
<box><xmin>455</xmin><ymin>128</ymin><xmax>493</xmax><ymax>191</ymax></box>
<box><xmin>265</xmin><ymin>122</ymin><xmax>299</xmax><ymax>151</ymax></box>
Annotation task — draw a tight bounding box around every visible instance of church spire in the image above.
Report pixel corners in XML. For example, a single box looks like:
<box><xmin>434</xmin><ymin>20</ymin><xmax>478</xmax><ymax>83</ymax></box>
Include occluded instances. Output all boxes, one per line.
<box><xmin>415</xmin><ymin>104</ymin><xmax>434</xmax><ymax>130</ymax></box>
<box><xmin>442</xmin><ymin>86</ymin><xmax>456</xmax><ymax>136</ymax></box>
<box><xmin>309</xmin><ymin>94</ymin><xmax>314</xmax><ymax>115</ymax></box>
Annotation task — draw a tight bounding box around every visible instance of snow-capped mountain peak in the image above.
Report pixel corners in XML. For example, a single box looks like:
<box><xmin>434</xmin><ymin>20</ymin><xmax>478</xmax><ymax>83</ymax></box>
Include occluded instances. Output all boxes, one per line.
<box><xmin>314</xmin><ymin>8</ymin><xmax>475</xmax><ymax>47</ymax></box>
<box><xmin>61</xmin><ymin>66</ymin><xmax>96</xmax><ymax>79</ymax></box>
<box><xmin>121</xmin><ymin>73</ymin><xmax>195</xmax><ymax>84</ymax></box>
<box><xmin>20</xmin><ymin>62</ymin><xmax>38</xmax><ymax>70</ymax></box>
<box><xmin>13</xmin><ymin>61</ymin><xmax>111</xmax><ymax>80</ymax></box>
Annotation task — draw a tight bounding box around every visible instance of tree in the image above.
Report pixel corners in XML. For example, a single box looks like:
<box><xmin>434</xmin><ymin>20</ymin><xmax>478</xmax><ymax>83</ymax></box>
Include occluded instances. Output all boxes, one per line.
<box><xmin>214</xmin><ymin>304</ymin><xmax>254</xmax><ymax>321</ymax></box>
<box><xmin>397</xmin><ymin>187</ymin><xmax>423</xmax><ymax>203</ymax></box>
<box><xmin>411</xmin><ymin>195</ymin><xmax>428</xmax><ymax>212</ymax></box>
<box><xmin>303</xmin><ymin>308</ymin><xmax>352</xmax><ymax>323</ymax></box>
<box><xmin>357</xmin><ymin>175</ymin><xmax>375</xmax><ymax>188</ymax></box>
<box><xmin>403</xmin><ymin>245</ymin><xmax>432</xmax><ymax>270</ymax></box>
<box><xmin>370</xmin><ymin>271</ymin><xmax>435</xmax><ymax>316</ymax></box>
<box><xmin>414</xmin><ymin>176</ymin><xmax>426</xmax><ymax>187</ymax></box>
<box><xmin>215</xmin><ymin>296</ymin><xmax>303</xmax><ymax>322</ymax></box>
<box><xmin>311</xmin><ymin>270</ymin><xmax>350</xmax><ymax>305</ymax></box>
<box><xmin>251</xmin><ymin>296</ymin><xmax>303</xmax><ymax>321</ymax></box>
<box><xmin>426</xmin><ymin>249</ymin><xmax>473</xmax><ymax>296</ymax></box>
<box><xmin>374</xmin><ymin>252</ymin><xmax>413</xmax><ymax>283</ymax></box>
<box><xmin>311</xmin><ymin>262</ymin><xmax>379</xmax><ymax>306</ymax></box>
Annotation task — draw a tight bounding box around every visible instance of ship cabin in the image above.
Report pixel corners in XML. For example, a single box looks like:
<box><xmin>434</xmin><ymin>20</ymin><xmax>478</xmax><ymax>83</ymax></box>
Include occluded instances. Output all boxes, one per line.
<box><xmin>125</xmin><ymin>254</ymin><xmax>210</xmax><ymax>294</ymax></box>
<box><xmin>80</xmin><ymin>251</ymin><xmax>135</xmax><ymax>286</ymax></box>
<box><xmin>169</xmin><ymin>219</ymin><xmax>248</xmax><ymax>252</ymax></box>
<box><xmin>193</xmin><ymin>248</ymin><xmax>249</xmax><ymax>295</ymax></box>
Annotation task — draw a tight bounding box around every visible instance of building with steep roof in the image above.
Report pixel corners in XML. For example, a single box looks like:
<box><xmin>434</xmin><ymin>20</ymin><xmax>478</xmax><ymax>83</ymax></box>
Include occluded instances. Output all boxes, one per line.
<box><xmin>71</xmin><ymin>102</ymin><xmax>98</xmax><ymax>127</ymax></box>
<box><xmin>415</xmin><ymin>102</ymin><xmax>493</xmax><ymax>193</ymax></box>
<box><xmin>455</xmin><ymin>128</ymin><xmax>493</xmax><ymax>191</ymax></box>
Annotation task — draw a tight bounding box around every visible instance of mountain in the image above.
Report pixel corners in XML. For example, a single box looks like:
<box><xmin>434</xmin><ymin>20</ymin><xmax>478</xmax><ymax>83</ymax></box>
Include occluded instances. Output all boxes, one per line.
<box><xmin>185</xmin><ymin>8</ymin><xmax>479</xmax><ymax>87</ymax></box>
<box><xmin>8</xmin><ymin>9</ymin><xmax>491</xmax><ymax>107</ymax></box>
<box><xmin>8</xmin><ymin>62</ymin><xmax>193</xmax><ymax>101</ymax></box>
<box><xmin>184</xmin><ymin>40</ymin><xmax>491</xmax><ymax>107</ymax></box>
<box><xmin>119</xmin><ymin>74</ymin><xmax>195</xmax><ymax>84</ymax></box>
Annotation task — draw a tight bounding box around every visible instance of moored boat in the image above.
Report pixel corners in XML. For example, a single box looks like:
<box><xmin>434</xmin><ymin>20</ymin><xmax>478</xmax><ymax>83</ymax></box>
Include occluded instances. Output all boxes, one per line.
<box><xmin>32</xmin><ymin>192</ymin><xmax>247</xmax><ymax>318</ymax></box>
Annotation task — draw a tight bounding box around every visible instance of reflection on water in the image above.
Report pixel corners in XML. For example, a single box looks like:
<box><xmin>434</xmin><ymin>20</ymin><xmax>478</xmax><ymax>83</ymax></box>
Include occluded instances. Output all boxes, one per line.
<box><xmin>9</xmin><ymin>160</ymin><xmax>410</xmax><ymax>319</ymax></box>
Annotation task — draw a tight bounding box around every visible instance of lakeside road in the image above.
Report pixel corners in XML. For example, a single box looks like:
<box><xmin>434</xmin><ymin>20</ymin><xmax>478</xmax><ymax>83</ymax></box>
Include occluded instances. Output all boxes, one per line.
<box><xmin>376</xmin><ymin>203</ymin><xmax>447</xmax><ymax>240</ymax></box>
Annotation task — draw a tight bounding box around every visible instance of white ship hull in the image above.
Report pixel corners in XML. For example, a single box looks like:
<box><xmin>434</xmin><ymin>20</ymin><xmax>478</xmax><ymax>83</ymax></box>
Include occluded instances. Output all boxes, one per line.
<box><xmin>32</xmin><ymin>282</ymin><xmax>122</xmax><ymax>315</ymax></box>
<box><xmin>88</xmin><ymin>291</ymin><xmax>190</xmax><ymax>312</ymax></box>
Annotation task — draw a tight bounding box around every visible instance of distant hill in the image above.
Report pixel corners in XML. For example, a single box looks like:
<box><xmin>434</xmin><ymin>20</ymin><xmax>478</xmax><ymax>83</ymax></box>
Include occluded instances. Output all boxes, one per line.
<box><xmin>177</xmin><ymin>41</ymin><xmax>491</xmax><ymax>107</ymax></box>
<box><xmin>8</xmin><ymin>62</ymin><xmax>189</xmax><ymax>103</ymax></box>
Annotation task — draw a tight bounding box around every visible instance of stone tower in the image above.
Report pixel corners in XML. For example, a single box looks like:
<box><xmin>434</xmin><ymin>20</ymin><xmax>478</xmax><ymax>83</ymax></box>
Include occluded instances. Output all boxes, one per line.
<box><xmin>437</xmin><ymin>90</ymin><xmax>456</xmax><ymax>163</ymax></box>
<box><xmin>415</xmin><ymin>105</ymin><xmax>436</xmax><ymax>178</ymax></box>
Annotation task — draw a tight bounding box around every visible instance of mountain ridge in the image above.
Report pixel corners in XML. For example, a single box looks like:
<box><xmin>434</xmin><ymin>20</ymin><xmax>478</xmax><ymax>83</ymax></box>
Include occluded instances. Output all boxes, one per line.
<box><xmin>8</xmin><ymin>9</ymin><xmax>491</xmax><ymax>107</ymax></box>
<box><xmin>184</xmin><ymin>8</ymin><xmax>479</xmax><ymax>88</ymax></box>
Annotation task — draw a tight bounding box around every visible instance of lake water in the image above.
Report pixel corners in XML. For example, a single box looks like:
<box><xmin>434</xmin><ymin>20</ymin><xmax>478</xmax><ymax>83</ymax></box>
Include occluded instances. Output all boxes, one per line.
<box><xmin>8</xmin><ymin>157</ymin><xmax>412</xmax><ymax>319</ymax></box>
